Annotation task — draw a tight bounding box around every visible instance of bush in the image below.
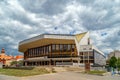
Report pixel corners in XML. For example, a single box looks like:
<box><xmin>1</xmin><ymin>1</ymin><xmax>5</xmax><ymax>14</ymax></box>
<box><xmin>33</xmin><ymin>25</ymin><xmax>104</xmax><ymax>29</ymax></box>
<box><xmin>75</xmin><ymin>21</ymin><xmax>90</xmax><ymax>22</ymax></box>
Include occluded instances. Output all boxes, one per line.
<box><xmin>87</xmin><ymin>70</ymin><xmax>106</xmax><ymax>75</ymax></box>
<box><xmin>10</xmin><ymin>60</ymin><xmax>23</xmax><ymax>67</ymax></box>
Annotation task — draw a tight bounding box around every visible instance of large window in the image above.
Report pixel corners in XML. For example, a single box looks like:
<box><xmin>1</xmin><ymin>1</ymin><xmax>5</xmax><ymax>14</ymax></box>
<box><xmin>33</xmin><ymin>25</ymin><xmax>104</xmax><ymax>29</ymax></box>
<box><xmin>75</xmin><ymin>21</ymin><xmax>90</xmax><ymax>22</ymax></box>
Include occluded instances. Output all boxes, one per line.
<box><xmin>49</xmin><ymin>45</ymin><xmax>51</xmax><ymax>53</ymax></box>
<box><xmin>45</xmin><ymin>46</ymin><xmax>49</xmax><ymax>54</ymax></box>
<box><xmin>26</xmin><ymin>44</ymin><xmax>76</xmax><ymax>58</ymax></box>
<box><xmin>60</xmin><ymin>44</ymin><xmax>63</xmax><ymax>51</ymax></box>
<box><xmin>56</xmin><ymin>44</ymin><xmax>59</xmax><ymax>51</ymax></box>
<box><xmin>52</xmin><ymin>44</ymin><xmax>56</xmax><ymax>52</ymax></box>
<box><xmin>63</xmin><ymin>44</ymin><xmax>68</xmax><ymax>51</ymax></box>
<box><xmin>72</xmin><ymin>44</ymin><xmax>75</xmax><ymax>52</ymax></box>
<box><xmin>68</xmin><ymin>44</ymin><xmax>71</xmax><ymax>51</ymax></box>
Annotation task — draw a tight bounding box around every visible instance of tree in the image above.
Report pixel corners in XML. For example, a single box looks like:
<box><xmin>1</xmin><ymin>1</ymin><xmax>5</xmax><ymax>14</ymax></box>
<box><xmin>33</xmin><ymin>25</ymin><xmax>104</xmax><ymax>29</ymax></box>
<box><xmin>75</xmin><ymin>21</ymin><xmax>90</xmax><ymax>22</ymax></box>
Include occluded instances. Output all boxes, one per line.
<box><xmin>116</xmin><ymin>58</ymin><xmax>120</xmax><ymax>71</ymax></box>
<box><xmin>109</xmin><ymin>56</ymin><xmax>117</xmax><ymax>68</ymax></box>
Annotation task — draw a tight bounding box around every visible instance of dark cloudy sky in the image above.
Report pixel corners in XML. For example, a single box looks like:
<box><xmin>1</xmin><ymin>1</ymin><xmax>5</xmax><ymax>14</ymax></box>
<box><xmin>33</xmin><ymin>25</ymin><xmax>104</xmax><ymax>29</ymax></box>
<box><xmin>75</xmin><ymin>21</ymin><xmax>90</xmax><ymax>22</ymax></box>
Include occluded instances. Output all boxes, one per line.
<box><xmin>0</xmin><ymin>0</ymin><xmax>120</xmax><ymax>56</ymax></box>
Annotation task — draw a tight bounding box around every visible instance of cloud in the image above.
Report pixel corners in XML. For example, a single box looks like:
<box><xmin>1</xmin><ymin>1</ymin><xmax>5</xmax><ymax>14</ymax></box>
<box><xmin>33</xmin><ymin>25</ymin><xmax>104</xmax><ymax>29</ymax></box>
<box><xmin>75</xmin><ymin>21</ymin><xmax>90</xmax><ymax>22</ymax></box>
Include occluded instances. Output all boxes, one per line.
<box><xmin>0</xmin><ymin>0</ymin><xmax>120</xmax><ymax>56</ymax></box>
<box><xmin>19</xmin><ymin>0</ymin><xmax>68</xmax><ymax>15</ymax></box>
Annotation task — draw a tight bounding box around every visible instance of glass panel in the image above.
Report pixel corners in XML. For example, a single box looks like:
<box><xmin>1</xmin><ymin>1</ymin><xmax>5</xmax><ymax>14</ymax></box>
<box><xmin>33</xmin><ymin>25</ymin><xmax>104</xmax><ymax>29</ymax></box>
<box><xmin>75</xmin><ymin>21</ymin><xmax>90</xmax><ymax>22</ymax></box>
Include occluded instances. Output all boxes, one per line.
<box><xmin>68</xmin><ymin>44</ymin><xmax>71</xmax><ymax>51</ymax></box>
<box><xmin>72</xmin><ymin>44</ymin><xmax>74</xmax><ymax>52</ymax></box>
<box><xmin>46</xmin><ymin>46</ymin><xmax>49</xmax><ymax>54</ymax></box>
<box><xmin>56</xmin><ymin>44</ymin><xmax>59</xmax><ymax>51</ymax></box>
<box><xmin>52</xmin><ymin>44</ymin><xmax>55</xmax><ymax>50</ymax></box>
<box><xmin>60</xmin><ymin>44</ymin><xmax>63</xmax><ymax>51</ymax></box>
<box><xmin>63</xmin><ymin>44</ymin><xmax>68</xmax><ymax>51</ymax></box>
<box><xmin>49</xmin><ymin>45</ymin><xmax>51</xmax><ymax>53</ymax></box>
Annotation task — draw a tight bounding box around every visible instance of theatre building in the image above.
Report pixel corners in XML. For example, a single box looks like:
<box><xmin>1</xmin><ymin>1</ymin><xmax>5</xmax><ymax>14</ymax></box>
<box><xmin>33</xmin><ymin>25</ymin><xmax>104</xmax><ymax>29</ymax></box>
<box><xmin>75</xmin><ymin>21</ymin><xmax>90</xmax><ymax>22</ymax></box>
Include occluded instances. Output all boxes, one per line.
<box><xmin>19</xmin><ymin>32</ymin><xmax>106</xmax><ymax>66</ymax></box>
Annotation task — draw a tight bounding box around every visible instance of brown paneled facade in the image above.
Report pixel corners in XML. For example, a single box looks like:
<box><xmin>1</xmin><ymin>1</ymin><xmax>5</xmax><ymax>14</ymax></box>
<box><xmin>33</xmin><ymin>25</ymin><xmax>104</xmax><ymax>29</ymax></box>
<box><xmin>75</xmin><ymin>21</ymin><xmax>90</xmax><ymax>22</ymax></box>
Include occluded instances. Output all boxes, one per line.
<box><xmin>24</xmin><ymin>44</ymin><xmax>79</xmax><ymax>66</ymax></box>
<box><xmin>25</xmin><ymin>44</ymin><xmax>77</xmax><ymax>58</ymax></box>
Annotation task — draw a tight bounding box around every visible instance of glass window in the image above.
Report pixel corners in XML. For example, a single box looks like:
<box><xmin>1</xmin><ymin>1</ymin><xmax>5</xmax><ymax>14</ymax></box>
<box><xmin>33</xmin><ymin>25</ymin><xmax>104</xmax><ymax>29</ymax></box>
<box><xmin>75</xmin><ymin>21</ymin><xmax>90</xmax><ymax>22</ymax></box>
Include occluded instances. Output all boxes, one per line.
<box><xmin>89</xmin><ymin>52</ymin><xmax>93</xmax><ymax>56</ymax></box>
<box><xmin>52</xmin><ymin>44</ymin><xmax>56</xmax><ymax>52</ymax></box>
<box><xmin>56</xmin><ymin>44</ymin><xmax>59</xmax><ymax>51</ymax></box>
<box><xmin>35</xmin><ymin>48</ymin><xmax>36</xmax><ymax>56</ymax></box>
<box><xmin>84</xmin><ymin>52</ymin><xmax>88</xmax><ymax>56</ymax></box>
<box><xmin>37</xmin><ymin>48</ymin><xmax>39</xmax><ymax>55</ymax></box>
<box><xmin>46</xmin><ymin>46</ymin><xmax>48</xmax><ymax>54</ymax></box>
<box><xmin>52</xmin><ymin>44</ymin><xmax>55</xmax><ymax>50</ymax></box>
<box><xmin>45</xmin><ymin>46</ymin><xmax>48</xmax><ymax>54</ymax></box>
<box><xmin>43</xmin><ymin>46</ymin><xmax>45</xmax><ymax>54</ymax></box>
<box><xmin>63</xmin><ymin>44</ymin><xmax>68</xmax><ymax>51</ymax></box>
<box><xmin>68</xmin><ymin>44</ymin><xmax>71</xmax><ymax>51</ymax></box>
<box><xmin>72</xmin><ymin>44</ymin><xmax>74</xmax><ymax>48</ymax></box>
<box><xmin>39</xmin><ymin>47</ymin><xmax>41</xmax><ymax>54</ymax></box>
<box><xmin>49</xmin><ymin>45</ymin><xmax>51</xmax><ymax>53</ymax></box>
<box><xmin>41</xmin><ymin>47</ymin><xmax>43</xmax><ymax>54</ymax></box>
<box><xmin>60</xmin><ymin>44</ymin><xmax>63</xmax><ymax>51</ymax></box>
<box><xmin>83</xmin><ymin>48</ymin><xmax>86</xmax><ymax>50</ymax></box>
<box><xmin>80</xmin><ymin>52</ymin><xmax>83</xmax><ymax>55</ymax></box>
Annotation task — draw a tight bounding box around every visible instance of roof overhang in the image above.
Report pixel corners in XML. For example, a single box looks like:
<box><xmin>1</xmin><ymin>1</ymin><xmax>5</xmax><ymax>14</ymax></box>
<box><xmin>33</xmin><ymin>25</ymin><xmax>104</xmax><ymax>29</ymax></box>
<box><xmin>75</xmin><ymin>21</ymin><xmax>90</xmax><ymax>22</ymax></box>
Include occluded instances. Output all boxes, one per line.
<box><xmin>19</xmin><ymin>34</ymin><xmax>75</xmax><ymax>53</ymax></box>
<box><xmin>19</xmin><ymin>38</ymin><xmax>75</xmax><ymax>53</ymax></box>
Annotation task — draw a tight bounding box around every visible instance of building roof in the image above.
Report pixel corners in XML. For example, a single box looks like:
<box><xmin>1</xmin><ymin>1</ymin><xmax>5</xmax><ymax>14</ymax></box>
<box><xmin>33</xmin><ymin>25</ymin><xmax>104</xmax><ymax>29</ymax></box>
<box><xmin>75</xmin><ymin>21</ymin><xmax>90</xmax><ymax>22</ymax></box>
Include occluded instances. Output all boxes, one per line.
<box><xmin>75</xmin><ymin>32</ymin><xmax>87</xmax><ymax>42</ymax></box>
<box><xmin>19</xmin><ymin>34</ymin><xmax>75</xmax><ymax>45</ymax></box>
<box><xmin>15</xmin><ymin>55</ymin><xmax>23</xmax><ymax>60</ymax></box>
<box><xmin>19</xmin><ymin>32</ymin><xmax>87</xmax><ymax>52</ymax></box>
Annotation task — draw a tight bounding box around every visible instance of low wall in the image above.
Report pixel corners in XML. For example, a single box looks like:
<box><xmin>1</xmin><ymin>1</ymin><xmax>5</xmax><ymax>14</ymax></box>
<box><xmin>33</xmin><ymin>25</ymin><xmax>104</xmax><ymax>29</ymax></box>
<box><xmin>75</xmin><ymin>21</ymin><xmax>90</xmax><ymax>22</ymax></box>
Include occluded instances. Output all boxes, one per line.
<box><xmin>91</xmin><ymin>66</ymin><xmax>106</xmax><ymax>71</ymax></box>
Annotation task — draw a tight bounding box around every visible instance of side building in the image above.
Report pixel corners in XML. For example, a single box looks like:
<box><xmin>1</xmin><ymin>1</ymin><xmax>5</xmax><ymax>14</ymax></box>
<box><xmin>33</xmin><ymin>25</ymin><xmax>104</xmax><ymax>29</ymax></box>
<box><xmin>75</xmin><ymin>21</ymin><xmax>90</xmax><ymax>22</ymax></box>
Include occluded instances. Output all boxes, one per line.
<box><xmin>108</xmin><ymin>50</ymin><xmax>120</xmax><ymax>60</ymax></box>
<box><xmin>19</xmin><ymin>32</ymin><xmax>106</xmax><ymax>66</ymax></box>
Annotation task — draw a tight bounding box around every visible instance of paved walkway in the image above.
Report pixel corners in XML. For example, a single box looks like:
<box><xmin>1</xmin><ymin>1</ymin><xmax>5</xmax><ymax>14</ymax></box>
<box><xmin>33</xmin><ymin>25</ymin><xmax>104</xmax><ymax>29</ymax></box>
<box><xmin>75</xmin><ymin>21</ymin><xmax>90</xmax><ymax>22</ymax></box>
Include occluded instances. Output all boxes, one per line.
<box><xmin>0</xmin><ymin>74</ymin><xmax>20</xmax><ymax>80</ymax></box>
<box><xmin>0</xmin><ymin>72</ymin><xmax>120</xmax><ymax>80</ymax></box>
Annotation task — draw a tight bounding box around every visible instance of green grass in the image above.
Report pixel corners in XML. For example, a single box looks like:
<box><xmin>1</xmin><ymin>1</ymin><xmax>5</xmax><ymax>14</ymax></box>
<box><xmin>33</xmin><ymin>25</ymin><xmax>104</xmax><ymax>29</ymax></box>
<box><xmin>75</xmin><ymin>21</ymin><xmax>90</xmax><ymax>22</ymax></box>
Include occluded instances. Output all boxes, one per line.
<box><xmin>0</xmin><ymin>67</ymin><xmax>50</xmax><ymax>77</ymax></box>
<box><xmin>87</xmin><ymin>70</ymin><xmax>106</xmax><ymax>75</ymax></box>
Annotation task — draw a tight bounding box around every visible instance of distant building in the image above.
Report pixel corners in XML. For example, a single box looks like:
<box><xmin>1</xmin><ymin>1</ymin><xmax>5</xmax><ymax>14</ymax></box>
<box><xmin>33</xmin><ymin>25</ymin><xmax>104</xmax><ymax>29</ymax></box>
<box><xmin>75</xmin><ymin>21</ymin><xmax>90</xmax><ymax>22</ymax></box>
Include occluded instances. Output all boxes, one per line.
<box><xmin>19</xmin><ymin>32</ymin><xmax>106</xmax><ymax>66</ymax></box>
<box><xmin>0</xmin><ymin>48</ymin><xmax>14</xmax><ymax>66</ymax></box>
<box><xmin>15</xmin><ymin>55</ymin><xmax>23</xmax><ymax>61</ymax></box>
<box><xmin>0</xmin><ymin>48</ymin><xmax>24</xmax><ymax>66</ymax></box>
<box><xmin>108</xmin><ymin>50</ymin><xmax>120</xmax><ymax>60</ymax></box>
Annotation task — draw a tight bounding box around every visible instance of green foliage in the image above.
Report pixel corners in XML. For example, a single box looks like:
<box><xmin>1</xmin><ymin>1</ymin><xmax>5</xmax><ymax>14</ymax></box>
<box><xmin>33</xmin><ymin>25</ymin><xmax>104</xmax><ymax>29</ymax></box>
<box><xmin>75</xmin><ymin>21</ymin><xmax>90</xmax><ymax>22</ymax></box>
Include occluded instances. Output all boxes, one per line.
<box><xmin>87</xmin><ymin>70</ymin><xmax>106</xmax><ymax>75</ymax></box>
<box><xmin>17</xmin><ymin>60</ymin><xmax>23</xmax><ymax>66</ymax></box>
<box><xmin>10</xmin><ymin>61</ymin><xmax>17</xmax><ymax>66</ymax></box>
<box><xmin>0</xmin><ymin>68</ymin><xmax>49</xmax><ymax>77</ymax></box>
<box><xmin>10</xmin><ymin>60</ymin><xmax>23</xmax><ymax>66</ymax></box>
<box><xmin>116</xmin><ymin>58</ymin><xmax>120</xmax><ymax>71</ymax></box>
<box><xmin>109</xmin><ymin>56</ymin><xmax>117</xmax><ymax>68</ymax></box>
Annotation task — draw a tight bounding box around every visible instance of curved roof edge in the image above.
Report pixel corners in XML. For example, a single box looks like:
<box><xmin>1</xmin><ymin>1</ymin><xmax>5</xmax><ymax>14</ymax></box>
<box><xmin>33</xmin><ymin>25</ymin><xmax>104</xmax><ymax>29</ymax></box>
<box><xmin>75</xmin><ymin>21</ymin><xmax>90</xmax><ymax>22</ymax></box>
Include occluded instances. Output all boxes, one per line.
<box><xmin>19</xmin><ymin>34</ymin><xmax>75</xmax><ymax>46</ymax></box>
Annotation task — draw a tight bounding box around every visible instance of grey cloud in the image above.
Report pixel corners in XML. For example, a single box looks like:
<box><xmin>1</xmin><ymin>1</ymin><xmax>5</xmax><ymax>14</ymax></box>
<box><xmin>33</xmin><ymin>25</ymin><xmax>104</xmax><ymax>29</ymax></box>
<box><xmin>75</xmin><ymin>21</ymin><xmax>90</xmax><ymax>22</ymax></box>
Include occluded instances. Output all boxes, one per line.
<box><xmin>0</xmin><ymin>0</ymin><xmax>120</xmax><ymax>55</ymax></box>
<box><xmin>19</xmin><ymin>0</ymin><xmax>69</xmax><ymax>15</ymax></box>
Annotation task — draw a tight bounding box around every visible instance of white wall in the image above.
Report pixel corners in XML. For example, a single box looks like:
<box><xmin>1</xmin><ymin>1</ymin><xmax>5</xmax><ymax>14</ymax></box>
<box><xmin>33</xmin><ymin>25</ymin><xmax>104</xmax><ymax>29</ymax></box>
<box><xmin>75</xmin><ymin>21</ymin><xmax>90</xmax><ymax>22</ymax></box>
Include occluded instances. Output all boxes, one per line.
<box><xmin>75</xmin><ymin>32</ymin><xmax>92</xmax><ymax>55</ymax></box>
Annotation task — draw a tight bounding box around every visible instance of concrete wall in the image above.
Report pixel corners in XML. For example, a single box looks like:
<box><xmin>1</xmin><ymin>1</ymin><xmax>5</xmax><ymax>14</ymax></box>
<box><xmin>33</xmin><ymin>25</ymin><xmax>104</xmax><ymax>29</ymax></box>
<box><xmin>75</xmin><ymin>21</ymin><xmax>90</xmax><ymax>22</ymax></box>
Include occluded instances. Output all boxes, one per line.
<box><xmin>91</xmin><ymin>66</ymin><xmax>106</xmax><ymax>71</ymax></box>
<box><xmin>79</xmin><ymin>32</ymin><xmax>91</xmax><ymax>45</ymax></box>
<box><xmin>75</xmin><ymin>32</ymin><xmax>92</xmax><ymax>56</ymax></box>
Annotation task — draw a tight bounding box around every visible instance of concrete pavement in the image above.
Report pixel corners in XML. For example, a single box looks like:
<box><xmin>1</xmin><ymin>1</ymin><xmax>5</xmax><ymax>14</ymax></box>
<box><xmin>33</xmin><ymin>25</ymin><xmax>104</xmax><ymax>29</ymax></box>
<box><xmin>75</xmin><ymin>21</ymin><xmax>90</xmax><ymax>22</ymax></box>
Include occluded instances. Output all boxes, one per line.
<box><xmin>22</xmin><ymin>72</ymin><xmax>120</xmax><ymax>80</ymax></box>
<box><xmin>0</xmin><ymin>74</ymin><xmax>20</xmax><ymax>80</ymax></box>
<box><xmin>0</xmin><ymin>72</ymin><xmax>120</xmax><ymax>80</ymax></box>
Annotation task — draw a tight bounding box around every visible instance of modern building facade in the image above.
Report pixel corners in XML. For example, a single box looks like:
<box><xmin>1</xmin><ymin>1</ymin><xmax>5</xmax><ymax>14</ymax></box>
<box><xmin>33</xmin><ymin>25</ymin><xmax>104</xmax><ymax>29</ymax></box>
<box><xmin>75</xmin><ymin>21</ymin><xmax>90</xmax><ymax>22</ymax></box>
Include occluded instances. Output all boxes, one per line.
<box><xmin>19</xmin><ymin>32</ymin><xmax>106</xmax><ymax>66</ymax></box>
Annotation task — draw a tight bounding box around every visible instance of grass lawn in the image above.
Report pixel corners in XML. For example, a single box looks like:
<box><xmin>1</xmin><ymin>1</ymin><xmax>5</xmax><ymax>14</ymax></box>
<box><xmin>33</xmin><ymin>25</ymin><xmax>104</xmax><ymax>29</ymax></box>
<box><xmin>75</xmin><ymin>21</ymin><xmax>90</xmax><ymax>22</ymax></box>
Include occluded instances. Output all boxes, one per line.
<box><xmin>0</xmin><ymin>67</ymin><xmax>50</xmax><ymax>77</ymax></box>
<box><xmin>87</xmin><ymin>70</ymin><xmax>106</xmax><ymax>75</ymax></box>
